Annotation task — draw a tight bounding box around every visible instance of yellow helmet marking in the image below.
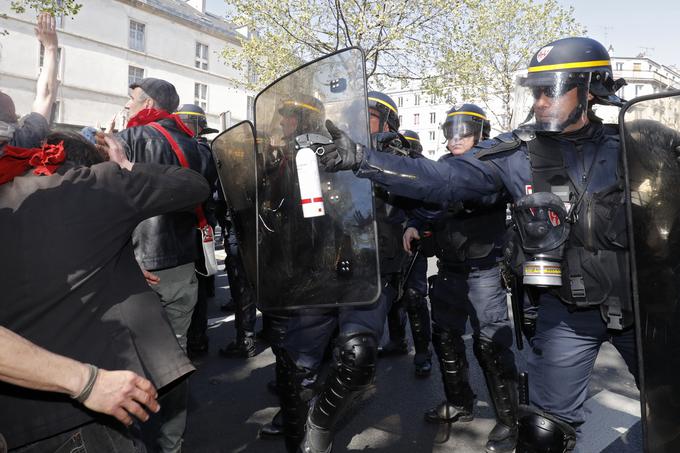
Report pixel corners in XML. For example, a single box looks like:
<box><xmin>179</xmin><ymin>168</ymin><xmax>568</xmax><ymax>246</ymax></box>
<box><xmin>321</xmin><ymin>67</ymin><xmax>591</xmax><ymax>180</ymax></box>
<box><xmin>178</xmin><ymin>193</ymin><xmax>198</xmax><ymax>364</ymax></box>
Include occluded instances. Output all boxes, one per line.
<box><xmin>528</xmin><ymin>59</ymin><xmax>611</xmax><ymax>73</ymax></box>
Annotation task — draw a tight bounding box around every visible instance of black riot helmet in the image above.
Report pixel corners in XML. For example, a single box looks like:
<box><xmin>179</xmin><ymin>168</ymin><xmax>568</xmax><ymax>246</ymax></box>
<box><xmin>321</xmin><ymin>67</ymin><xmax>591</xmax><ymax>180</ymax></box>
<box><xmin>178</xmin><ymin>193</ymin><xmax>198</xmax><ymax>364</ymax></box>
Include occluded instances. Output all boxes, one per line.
<box><xmin>442</xmin><ymin>103</ymin><xmax>489</xmax><ymax>144</ymax></box>
<box><xmin>367</xmin><ymin>91</ymin><xmax>399</xmax><ymax>132</ymax></box>
<box><xmin>399</xmin><ymin>129</ymin><xmax>423</xmax><ymax>156</ymax></box>
<box><xmin>277</xmin><ymin>94</ymin><xmax>326</xmax><ymax>138</ymax></box>
<box><xmin>175</xmin><ymin>104</ymin><xmax>219</xmax><ymax>136</ymax></box>
<box><xmin>512</xmin><ymin>37</ymin><xmax>627</xmax><ymax>133</ymax></box>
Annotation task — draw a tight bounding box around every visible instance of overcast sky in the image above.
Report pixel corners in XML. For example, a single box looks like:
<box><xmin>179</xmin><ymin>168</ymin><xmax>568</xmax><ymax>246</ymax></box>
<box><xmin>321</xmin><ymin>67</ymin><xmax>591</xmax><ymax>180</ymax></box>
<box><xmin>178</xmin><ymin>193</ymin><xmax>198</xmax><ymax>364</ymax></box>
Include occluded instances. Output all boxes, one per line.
<box><xmin>205</xmin><ymin>0</ymin><xmax>680</xmax><ymax>67</ymax></box>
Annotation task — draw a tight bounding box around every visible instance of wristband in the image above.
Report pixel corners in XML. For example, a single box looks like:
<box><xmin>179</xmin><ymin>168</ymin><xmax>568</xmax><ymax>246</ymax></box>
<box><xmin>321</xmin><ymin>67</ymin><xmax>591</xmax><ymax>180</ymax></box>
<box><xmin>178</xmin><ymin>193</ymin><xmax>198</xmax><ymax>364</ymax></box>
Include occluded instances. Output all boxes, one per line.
<box><xmin>73</xmin><ymin>364</ymin><xmax>99</xmax><ymax>403</ymax></box>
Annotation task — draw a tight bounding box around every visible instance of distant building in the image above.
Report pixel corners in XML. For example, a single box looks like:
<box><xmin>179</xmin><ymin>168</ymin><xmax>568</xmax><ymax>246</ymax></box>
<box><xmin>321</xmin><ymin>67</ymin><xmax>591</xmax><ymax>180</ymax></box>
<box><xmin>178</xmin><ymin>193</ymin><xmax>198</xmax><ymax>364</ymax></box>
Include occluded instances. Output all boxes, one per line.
<box><xmin>0</xmin><ymin>0</ymin><xmax>250</xmax><ymax>133</ymax></box>
<box><xmin>384</xmin><ymin>86</ymin><xmax>506</xmax><ymax>161</ymax></box>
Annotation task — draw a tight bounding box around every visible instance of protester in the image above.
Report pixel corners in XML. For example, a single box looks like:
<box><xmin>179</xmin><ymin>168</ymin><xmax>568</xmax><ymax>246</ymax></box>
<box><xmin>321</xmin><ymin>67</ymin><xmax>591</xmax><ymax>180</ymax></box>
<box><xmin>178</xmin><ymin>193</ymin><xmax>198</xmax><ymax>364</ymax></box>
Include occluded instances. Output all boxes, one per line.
<box><xmin>113</xmin><ymin>78</ymin><xmax>213</xmax><ymax>453</ymax></box>
<box><xmin>0</xmin><ymin>130</ymin><xmax>208</xmax><ymax>452</ymax></box>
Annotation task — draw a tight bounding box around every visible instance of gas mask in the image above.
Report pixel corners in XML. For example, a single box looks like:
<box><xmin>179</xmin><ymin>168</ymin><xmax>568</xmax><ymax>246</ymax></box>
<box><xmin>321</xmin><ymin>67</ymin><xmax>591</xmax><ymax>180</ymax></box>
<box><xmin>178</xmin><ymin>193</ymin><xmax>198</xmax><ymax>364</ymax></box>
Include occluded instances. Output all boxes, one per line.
<box><xmin>512</xmin><ymin>192</ymin><xmax>570</xmax><ymax>287</ymax></box>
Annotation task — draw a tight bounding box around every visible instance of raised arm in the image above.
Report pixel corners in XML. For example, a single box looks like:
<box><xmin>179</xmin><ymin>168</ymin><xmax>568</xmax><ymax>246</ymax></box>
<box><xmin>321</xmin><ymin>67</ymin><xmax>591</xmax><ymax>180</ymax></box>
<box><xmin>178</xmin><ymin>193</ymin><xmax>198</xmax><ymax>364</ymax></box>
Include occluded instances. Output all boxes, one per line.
<box><xmin>32</xmin><ymin>13</ymin><xmax>59</xmax><ymax>120</ymax></box>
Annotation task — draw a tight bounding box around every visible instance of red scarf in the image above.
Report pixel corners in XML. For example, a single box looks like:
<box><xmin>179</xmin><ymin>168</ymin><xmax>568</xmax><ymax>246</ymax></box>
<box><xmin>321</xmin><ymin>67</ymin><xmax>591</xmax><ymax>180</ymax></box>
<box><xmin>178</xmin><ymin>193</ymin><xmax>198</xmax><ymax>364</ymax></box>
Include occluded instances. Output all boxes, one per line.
<box><xmin>0</xmin><ymin>141</ymin><xmax>66</xmax><ymax>185</ymax></box>
<box><xmin>127</xmin><ymin>108</ymin><xmax>195</xmax><ymax>137</ymax></box>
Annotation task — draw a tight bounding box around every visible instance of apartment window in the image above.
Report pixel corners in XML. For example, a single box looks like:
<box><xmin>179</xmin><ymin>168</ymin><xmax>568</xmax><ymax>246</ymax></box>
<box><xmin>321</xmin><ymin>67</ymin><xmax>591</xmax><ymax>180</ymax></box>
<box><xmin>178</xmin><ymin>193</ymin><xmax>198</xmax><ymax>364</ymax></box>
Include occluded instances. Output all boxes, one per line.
<box><xmin>39</xmin><ymin>44</ymin><xmax>62</xmax><ymax>69</ymax></box>
<box><xmin>54</xmin><ymin>0</ymin><xmax>64</xmax><ymax>28</ymax></box>
<box><xmin>39</xmin><ymin>44</ymin><xmax>63</xmax><ymax>81</ymax></box>
<box><xmin>398</xmin><ymin>115</ymin><xmax>402</xmax><ymax>125</ymax></box>
<box><xmin>397</xmin><ymin>96</ymin><xmax>403</xmax><ymax>107</ymax></box>
<box><xmin>635</xmin><ymin>84</ymin><xmax>644</xmax><ymax>96</ymax></box>
<box><xmin>428</xmin><ymin>150</ymin><xmax>435</xmax><ymax>156</ymax></box>
<box><xmin>128</xmin><ymin>66</ymin><xmax>145</xmax><ymax>87</ymax></box>
<box><xmin>414</xmin><ymin>94</ymin><xmax>420</xmax><ymax>106</ymax></box>
<box><xmin>430</xmin><ymin>94</ymin><xmax>436</xmax><ymax>104</ymax></box>
<box><xmin>615</xmin><ymin>62</ymin><xmax>623</xmax><ymax>71</ymax></box>
<box><xmin>633</xmin><ymin>62</ymin><xmax>642</xmax><ymax>71</ymax></box>
<box><xmin>413</xmin><ymin>113</ymin><xmax>420</xmax><ymax>125</ymax></box>
<box><xmin>50</xmin><ymin>100</ymin><xmax>60</xmax><ymax>124</ymax></box>
<box><xmin>195</xmin><ymin>42</ymin><xmax>209</xmax><ymax>70</ymax></box>
<box><xmin>429</xmin><ymin>112</ymin><xmax>436</xmax><ymax>124</ymax></box>
<box><xmin>429</xmin><ymin>130</ymin><xmax>435</xmax><ymax>140</ymax></box>
<box><xmin>246</xmin><ymin>96</ymin><xmax>254</xmax><ymax>121</ymax></box>
<box><xmin>195</xmin><ymin>83</ymin><xmax>208</xmax><ymax>110</ymax></box>
<box><xmin>129</xmin><ymin>20</ymin><xmax>145</xmax><ymax>52</ymax></box>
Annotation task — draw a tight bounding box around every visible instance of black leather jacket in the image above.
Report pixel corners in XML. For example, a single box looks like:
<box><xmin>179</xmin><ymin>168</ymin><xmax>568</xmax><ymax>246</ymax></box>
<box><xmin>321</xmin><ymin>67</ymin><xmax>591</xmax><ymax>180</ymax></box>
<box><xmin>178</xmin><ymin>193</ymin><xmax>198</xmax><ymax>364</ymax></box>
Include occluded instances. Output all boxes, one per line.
<box><xmin>118</xmin><ymin>118</ymin><xmax>212</xmax><ymax>271</ymax></box>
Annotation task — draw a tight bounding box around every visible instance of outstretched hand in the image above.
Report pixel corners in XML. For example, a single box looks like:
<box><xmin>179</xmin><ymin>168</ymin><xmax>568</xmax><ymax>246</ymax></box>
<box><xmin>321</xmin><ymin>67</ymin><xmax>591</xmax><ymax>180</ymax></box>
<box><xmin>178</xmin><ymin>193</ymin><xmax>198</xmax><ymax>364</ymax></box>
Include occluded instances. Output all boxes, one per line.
<box><xmin>83</xmin><ymin>369</ymin><xmax>160</xmax><ymax>426</ymax></box>
<box><xmin>34</xmin><ymin>13</ymin><xmax>58</xmax><ymax>50</ymax></box>
<box><xmin>318</xmin><ymin>120</ymin><xmax>364</xmax><ymax>172</ymax></box>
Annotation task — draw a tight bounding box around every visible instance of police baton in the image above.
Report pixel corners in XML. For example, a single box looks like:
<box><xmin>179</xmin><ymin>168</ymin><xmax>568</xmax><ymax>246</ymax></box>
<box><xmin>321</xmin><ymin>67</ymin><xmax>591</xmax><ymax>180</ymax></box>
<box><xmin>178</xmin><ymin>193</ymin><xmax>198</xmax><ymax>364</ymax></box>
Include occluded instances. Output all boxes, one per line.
<box><xmin>502</xmin><ymin>264</ymin><xmax>525</xmax><ymax>351</ymax></box>
<box><xmin>400</xmin><ymin>239</ymin><xmax>421</xmax><ymax>296</ymax></box>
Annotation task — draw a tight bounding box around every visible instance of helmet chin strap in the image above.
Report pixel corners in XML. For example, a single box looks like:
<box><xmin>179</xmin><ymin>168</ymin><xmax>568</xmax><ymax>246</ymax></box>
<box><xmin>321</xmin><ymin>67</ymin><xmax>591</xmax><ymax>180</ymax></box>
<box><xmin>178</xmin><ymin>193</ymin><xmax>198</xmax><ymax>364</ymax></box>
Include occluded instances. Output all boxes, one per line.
<box><xmin>556</xmin><ymin>85</ymin><xmax>587</xmax><ymax>131</ymax></box>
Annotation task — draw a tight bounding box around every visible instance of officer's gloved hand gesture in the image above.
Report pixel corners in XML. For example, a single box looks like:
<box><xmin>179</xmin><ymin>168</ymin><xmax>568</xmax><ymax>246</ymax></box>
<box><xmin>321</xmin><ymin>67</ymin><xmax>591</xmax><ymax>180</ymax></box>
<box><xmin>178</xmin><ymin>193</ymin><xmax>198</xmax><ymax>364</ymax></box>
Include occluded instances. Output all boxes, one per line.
<box><xmin>371</xmin><ymin>132</ymin><xmax>400</xmax><ymax>152</ymax></box>
<box><xmin>319</xmin><ymin>120</ymin><xmax>364</xmax><ymax>172</ymax></box>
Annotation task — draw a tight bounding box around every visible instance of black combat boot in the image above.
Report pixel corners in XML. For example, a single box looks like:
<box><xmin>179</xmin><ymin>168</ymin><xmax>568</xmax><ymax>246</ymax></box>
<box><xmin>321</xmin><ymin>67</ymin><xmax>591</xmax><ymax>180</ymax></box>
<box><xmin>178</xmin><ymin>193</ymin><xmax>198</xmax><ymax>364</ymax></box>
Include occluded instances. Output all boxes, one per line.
<box><xmin>403</xmin><ymin>288</ymin><xmax>433</xmax><ymax>377</ymax></box>
<box><xmin>219</xmin><ymin>332</ymin><xmax>256</xmax><ymax>358</ymax></box>
<box><xmin>299</xmin><ymin>334</ymin><xmax>378</xmax><ymax>453</ymax></box>
<box><xmin>260</xmin><ymin>409</ymin><xmax>284</xmax><ymax>437</ymax></box>
<box><xmin>425</xmin><ymin>324</ymin><xmax>475</xmax><ymax>423</ymax></box>
<box><xmin>276</xmin><ymin>352</ymin><xmax>313</xmax><ymax>453</ymax></box>
<box><xmin>379</xmin><ymin>304</ymin><xmax>408</xmax><ymax>356</ymax></box>
<box><xmin>473</xmin><ymin>337</ymin><xmax>518</xmax><ymax>453</ymax></box>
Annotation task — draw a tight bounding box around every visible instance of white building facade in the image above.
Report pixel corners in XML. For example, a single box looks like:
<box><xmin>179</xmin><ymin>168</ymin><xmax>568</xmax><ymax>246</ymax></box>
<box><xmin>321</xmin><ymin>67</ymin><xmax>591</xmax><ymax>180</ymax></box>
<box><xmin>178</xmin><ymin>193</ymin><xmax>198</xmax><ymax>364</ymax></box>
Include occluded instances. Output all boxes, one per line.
<box><xmin>386</xmin><ymin>54</ymin><xmax>680</xmax><ymax>161</ymax></box>
<box><xmin>0</xmin><ymin>0</ymin><xmax>250</xmax><ymax>132</ymax></box>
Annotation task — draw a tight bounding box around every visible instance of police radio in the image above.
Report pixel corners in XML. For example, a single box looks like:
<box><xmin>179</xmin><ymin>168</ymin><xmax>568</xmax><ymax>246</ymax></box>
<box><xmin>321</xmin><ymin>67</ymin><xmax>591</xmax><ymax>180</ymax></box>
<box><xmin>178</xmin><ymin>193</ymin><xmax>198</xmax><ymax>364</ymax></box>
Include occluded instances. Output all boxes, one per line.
<box><xmin>294</xmin><ymin>133</ymin><xmax>333</xmax><ymax>218</ymax></box>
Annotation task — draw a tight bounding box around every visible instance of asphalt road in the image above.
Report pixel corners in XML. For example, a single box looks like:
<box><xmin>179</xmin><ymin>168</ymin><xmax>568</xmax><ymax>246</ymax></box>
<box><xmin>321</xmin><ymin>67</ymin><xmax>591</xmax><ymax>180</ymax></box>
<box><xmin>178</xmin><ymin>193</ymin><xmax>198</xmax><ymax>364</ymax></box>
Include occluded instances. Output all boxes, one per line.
<box><xmin>181</xmin><ymin>254</ymin><xmax>643</xmax><ymax>453</ymax></box>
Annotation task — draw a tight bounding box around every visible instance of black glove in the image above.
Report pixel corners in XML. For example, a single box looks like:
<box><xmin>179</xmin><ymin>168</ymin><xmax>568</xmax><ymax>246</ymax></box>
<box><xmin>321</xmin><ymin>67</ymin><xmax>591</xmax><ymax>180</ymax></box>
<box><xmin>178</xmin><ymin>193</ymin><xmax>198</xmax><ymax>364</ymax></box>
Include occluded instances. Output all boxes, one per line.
<box><xmin>318</xmin><ymin>119</ymin><xmax>364</xmax><ymax>172</ymax></box>
<box><xmin>371</xmin><ymin>132</ymin><xmax>401</xmax><ymax>153</ymax></box>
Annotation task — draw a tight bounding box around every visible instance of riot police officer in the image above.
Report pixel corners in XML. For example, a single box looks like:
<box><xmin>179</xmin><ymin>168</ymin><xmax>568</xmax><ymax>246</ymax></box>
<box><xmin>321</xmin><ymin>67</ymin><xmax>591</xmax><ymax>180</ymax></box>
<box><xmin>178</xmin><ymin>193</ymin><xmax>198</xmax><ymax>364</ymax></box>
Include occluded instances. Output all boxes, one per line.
<box><xmin>381</xmin><ymin>129</ymin><xmax>434</xmax><ymax>377</ymax></box>
<box><xmin>277</xmin><ymin>91</ymin><xmax>405</xmax><ymax>453</ymax></box>
<box><xmin>403</xmin><ymin>104</ymin><xmax>517</xmax><ymax>452</ymax></box>
<box><xmin>319</xmin><ymin>37</ymin><xmax>636</xmax><ymax>452</ymax></box>
<box><xmin>175</xmin><ymin>104</ymin><xmax>219</xmax><ymax>358</ymax></box>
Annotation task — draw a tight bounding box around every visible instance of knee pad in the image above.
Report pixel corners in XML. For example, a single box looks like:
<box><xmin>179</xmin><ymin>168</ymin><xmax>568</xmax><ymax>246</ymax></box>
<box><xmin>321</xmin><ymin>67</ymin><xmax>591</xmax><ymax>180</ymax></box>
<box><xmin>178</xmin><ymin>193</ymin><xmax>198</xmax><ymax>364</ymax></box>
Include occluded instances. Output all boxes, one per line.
<box><xmin>516</xmin><ymin>406</ymin><xmax>576</xmax><ymax>453</ymax></box>
<box><xmin>337</xmin><ymin>333</ymin><xmax>378</xmax><ymax>388</ymax></box>
<box><xmin>402</xmin><ymin>288</ymin><xmax>426</xmax><ymax>310</ymax></box>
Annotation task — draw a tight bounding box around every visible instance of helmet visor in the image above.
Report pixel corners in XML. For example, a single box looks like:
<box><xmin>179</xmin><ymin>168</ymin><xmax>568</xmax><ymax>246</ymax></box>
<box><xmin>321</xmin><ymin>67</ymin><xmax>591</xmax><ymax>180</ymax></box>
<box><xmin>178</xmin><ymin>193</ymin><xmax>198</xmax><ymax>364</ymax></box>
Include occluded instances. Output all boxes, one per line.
<box><xmin>442</xmin><ymin>115</ymin><xmax>483</xmax><ymax>142</ymax></box>
<box><xmin>511</xmin><ymin>72</ymin><xmax>591</xmax><ymax>133</ymax></box>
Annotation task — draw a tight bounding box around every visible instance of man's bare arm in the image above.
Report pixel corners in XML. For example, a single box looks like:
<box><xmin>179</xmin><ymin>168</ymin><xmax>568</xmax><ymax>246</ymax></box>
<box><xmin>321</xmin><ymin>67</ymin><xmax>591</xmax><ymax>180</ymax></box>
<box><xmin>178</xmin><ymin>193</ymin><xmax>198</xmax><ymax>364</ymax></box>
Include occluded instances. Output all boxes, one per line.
<box><xmin>32</xmin><ymin>13</ymin><xmax>59</xmax><ymax>120</ymax></box>
<box><xmin>0</xmin><ymin>326</ymin><xmax>160</xmax><ymax>425</ymax></box>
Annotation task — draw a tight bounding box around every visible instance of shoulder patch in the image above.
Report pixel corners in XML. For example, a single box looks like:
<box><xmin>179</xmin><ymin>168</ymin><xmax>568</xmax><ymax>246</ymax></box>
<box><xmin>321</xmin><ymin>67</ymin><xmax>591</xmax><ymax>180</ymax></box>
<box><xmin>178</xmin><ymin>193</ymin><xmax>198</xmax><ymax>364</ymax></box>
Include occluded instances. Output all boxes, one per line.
<box><xmin>474</xmin><ymin>133</ymin><xmax>522</xmax><ymax>160</ymax></box>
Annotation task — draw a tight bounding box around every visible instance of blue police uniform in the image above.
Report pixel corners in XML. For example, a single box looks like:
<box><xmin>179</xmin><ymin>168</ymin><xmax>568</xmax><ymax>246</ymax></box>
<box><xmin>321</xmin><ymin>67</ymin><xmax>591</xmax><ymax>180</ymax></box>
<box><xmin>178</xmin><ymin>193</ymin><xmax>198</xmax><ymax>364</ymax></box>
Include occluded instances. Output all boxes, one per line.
<box><xmin>276</xmin><ymin>187</ymin><xmax>402</xmax><ymax>453</ymax></box>
<box><xmin>355</xmin><ymin>123</ymin><xmax>638</xmax><ymax>430</ymax></box>
<box><xmin>406</xmin><ymin>152</ymin><xmax>516</xmax><ymax>449</ymax></box>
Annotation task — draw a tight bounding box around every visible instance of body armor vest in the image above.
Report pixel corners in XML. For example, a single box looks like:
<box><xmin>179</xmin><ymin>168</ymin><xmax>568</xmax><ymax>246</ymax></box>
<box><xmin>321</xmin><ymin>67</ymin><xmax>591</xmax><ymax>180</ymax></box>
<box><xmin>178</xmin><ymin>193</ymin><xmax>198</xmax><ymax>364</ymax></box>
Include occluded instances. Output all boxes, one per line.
<box><xmin>526</xmin><ymin>127</ymin><xmax>632</xmax><ymax>329</ymax></box>
<box><xmin>432</xmin><ymin>199</ymin><xmax>506</xmax><ymax>267</ymax></box>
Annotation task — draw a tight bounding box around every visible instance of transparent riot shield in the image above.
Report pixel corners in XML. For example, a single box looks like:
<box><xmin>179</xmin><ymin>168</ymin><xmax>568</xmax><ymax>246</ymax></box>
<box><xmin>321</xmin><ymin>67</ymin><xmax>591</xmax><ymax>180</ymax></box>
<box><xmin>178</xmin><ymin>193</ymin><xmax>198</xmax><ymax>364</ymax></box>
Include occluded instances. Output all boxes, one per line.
<box><xmin>254</xmin><ymin>47</ymin><xmax>379</xmax><ymax>310</ymax></box>
<box><xmin>621</xmin><ymin>90</ymin><xmax>680</xmax><ymax>452</ymax></box>
<box><xmin>211</xmin><ymin>121</ymin><xmax>258</xmax><ymax>285</ymax></box>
